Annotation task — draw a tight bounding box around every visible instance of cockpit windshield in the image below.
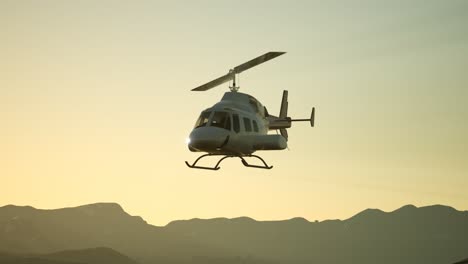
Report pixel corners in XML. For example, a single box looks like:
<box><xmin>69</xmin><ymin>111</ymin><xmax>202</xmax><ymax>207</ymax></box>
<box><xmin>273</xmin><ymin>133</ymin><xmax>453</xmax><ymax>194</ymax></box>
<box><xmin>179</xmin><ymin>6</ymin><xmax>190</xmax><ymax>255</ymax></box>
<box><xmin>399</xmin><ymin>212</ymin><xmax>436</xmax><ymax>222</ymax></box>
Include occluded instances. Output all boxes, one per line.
<box><xmin>194</xmin><ymin>111</ymin><xmax>232</xmax><ymax>131</ymax></box>
<box><xmin>210</xmin><ymin>111</ymin><xmax>231</xmax><ymax>131</ymax></box>
<box><xmin>194</xmin><ymin>111</ymin><xmax>211</xmax><ymax>128</ymax></box>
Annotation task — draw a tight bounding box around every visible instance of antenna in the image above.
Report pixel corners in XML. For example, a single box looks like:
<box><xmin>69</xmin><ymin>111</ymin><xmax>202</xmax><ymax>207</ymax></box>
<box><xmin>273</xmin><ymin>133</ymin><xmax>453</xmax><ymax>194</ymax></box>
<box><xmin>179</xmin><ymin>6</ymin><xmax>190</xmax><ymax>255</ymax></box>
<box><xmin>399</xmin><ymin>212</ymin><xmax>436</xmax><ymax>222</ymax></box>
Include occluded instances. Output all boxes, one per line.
<box><xmin>192</xmin><ymin>52</ymin><xmax>286</xmax><ymax>92</ymax></box>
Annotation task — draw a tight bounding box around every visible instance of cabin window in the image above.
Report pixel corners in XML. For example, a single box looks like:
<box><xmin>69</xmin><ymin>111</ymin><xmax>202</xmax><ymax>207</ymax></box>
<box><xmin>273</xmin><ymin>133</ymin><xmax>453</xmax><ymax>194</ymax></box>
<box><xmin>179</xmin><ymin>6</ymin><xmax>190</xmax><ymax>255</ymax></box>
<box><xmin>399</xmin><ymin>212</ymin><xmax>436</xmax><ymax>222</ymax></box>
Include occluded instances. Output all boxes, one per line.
<box><xmin>210</xmin><ymin>111</ymin><xmax>231</xmax><ymax>131</ymax></box>
<box><xmin>194</xmin><ymin>111</ymin><xmax>211</xmax><ymax>128</ymax></box>
<box><xmin>252</xmin><ymin>120</ymin><xmax>259</xmax><ymax>132</ymax></box>
<box><xmin>243</xmin><ymin>117</ymin><xmax>252</xmax><ymax>132</ymax></box>
<box><xmin>233</xmin><ymin>114</ymin><xmax>240</xmax><ymax>133</ymax></box>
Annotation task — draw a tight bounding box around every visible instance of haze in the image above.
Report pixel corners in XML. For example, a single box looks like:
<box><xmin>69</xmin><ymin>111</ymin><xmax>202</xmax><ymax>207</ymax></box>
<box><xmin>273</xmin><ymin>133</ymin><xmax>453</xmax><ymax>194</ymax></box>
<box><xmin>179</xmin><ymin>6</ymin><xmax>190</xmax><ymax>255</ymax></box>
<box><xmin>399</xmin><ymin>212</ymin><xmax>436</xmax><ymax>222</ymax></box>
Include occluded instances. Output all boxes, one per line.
<box><xmin>1</xmin><ymin>0</ymin><xmax>467</xmax><ymax>225</ymax></box>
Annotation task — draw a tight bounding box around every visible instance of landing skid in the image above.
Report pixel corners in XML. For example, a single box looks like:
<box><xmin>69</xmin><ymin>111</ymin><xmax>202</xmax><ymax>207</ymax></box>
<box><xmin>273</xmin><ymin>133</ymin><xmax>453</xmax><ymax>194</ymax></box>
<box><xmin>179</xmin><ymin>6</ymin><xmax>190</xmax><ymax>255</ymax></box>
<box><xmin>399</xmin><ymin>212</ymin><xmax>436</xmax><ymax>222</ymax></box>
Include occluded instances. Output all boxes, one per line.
<box><xmin>185</xmin><ymin>154</ymin><xmax>273</xmax><ymax>170</ymax></box>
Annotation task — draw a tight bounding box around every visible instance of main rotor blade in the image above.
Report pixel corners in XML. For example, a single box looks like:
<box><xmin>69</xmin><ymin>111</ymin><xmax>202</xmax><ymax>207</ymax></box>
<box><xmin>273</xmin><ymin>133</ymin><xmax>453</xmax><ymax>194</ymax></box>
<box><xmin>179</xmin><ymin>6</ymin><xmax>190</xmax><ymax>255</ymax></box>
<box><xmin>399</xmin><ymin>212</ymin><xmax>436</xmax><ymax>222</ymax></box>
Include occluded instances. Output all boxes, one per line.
<box><xmin>233</xmin><ymin>52</ymin><xmax>286</xmax><ymax>74</ymax></box>
<box><xmin>191</xmin><ymin>51</ymin><xmax>285</xmax><ymax>91</ymax></box>
<box><xmin>191</xmin><ymin>72</ymin><xmax>233</xmax><ymax>91</ymax></box>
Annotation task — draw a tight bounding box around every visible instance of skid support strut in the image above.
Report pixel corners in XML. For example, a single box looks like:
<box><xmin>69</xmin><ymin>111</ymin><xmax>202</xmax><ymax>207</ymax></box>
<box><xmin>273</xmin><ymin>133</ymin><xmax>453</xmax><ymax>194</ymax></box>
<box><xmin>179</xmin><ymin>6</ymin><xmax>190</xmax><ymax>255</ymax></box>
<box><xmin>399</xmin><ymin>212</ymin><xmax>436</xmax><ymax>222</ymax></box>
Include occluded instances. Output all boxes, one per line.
<box><xmin>185</xmin><ymin>154</ymin><xmax>273</xmax><ymax>170</ymax></box>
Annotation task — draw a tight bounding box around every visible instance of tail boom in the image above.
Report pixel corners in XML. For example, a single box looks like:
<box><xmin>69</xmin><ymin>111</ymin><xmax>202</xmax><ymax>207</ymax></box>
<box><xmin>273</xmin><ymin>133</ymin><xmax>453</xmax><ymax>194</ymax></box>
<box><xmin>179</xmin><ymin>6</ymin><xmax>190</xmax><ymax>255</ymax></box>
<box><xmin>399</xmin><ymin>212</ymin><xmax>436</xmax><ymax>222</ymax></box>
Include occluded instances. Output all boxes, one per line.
<box><xmin>267</xmin><ymin>90</ymin><xmax>315</xmax><ymax>141</ymax></box>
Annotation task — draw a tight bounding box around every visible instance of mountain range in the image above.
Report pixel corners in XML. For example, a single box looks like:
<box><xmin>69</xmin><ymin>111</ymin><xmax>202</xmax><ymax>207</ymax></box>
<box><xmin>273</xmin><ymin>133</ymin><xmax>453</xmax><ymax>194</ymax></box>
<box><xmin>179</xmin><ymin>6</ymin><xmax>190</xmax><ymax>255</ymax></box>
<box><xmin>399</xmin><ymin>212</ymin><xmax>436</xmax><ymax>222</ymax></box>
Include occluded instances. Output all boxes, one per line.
<box><xmin>1</xmin><ymin>203</ymin><xmax>467</xmax><ymax>264</ymax></box>
<box><xmin>0</xmin><ymin>247</ymin><xmax>138</xmax><ymax>264</ymax></box>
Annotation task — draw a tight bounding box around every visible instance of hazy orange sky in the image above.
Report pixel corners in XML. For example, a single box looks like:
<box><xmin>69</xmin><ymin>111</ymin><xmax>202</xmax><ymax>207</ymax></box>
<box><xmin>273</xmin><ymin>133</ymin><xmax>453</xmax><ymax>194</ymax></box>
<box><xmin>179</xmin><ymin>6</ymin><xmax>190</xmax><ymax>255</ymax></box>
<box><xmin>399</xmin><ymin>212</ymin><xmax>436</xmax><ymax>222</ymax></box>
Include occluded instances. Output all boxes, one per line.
<box><xmin>2</xmin><ymin>1</ymin><xmax>467</xmax><ymax>225</ymax></box>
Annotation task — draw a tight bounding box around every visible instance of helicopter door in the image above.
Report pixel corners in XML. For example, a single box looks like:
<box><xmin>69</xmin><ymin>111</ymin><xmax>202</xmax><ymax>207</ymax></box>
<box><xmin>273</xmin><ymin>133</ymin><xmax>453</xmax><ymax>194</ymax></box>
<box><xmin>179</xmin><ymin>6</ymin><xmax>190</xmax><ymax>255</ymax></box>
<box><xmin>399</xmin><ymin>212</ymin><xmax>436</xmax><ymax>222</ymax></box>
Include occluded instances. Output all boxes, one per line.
<box><xmin>232</xmin><ymin>114</ymin><xmax>240</xmax><ymax>133</ymax></box>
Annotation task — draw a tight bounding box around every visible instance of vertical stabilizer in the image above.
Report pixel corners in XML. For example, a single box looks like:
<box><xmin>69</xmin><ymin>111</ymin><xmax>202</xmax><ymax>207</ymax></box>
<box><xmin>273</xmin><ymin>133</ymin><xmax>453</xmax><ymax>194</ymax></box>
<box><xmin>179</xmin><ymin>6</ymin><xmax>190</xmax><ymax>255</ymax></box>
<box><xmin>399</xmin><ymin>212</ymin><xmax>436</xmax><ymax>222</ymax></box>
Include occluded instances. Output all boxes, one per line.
<box><xmin>280</xmin><ymin>90</ymin><xmax>288</xmax><ymax>118</ymax></box>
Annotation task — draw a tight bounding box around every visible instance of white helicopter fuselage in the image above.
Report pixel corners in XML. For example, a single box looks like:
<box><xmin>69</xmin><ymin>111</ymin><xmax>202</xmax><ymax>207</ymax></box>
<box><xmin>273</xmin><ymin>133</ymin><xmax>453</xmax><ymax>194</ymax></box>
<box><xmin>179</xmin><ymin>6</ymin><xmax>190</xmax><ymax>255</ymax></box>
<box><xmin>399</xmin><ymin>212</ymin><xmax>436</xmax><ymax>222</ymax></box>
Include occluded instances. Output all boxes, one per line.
<box><xmin>185</xmin><ymin>52</ymin><xmax>314</xmax><ymax>170</ymax></box>
<box><xmin>188</xmin><ymin>92</ymin><xmax>287</xmax><ymax>155</ymax></box>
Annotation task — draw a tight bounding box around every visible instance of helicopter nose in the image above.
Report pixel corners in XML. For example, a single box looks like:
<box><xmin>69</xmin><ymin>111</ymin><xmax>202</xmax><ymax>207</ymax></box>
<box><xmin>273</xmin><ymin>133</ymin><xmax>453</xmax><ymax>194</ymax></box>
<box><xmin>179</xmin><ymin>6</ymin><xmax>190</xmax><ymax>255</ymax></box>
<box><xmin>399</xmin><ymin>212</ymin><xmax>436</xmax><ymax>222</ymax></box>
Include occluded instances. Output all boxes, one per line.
<box><xmin>188</xmin><ymin>127</ymin><xmax>230</xmax><ymax>152</ymax></box>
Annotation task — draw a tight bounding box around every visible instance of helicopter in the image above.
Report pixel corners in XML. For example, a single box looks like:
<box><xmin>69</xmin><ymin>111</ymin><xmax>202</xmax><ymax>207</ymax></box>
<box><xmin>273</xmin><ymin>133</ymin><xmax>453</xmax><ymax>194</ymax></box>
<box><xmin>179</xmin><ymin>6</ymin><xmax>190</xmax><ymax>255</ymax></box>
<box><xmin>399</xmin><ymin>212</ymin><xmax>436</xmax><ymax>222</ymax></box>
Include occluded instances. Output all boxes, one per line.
<box><xmin>185</xmin><ymin>52</ymin><xmax>315</xmax><ymax>170</ymax></box>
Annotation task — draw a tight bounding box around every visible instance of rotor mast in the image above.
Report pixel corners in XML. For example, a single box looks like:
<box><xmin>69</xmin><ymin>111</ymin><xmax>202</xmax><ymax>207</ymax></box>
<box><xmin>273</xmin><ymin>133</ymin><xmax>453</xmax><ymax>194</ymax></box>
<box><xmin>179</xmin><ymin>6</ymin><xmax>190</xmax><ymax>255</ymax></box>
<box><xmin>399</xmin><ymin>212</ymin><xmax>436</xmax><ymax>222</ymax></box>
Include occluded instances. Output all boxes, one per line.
<box><xmin>191</xmin><ymin>52</ymin><xmax>286</xmax><ymax>92</ymax></box>
<box><xmin>229</xmin><ymin>69</ymin><xmax>239</xmax><ymax>92</ymax></box>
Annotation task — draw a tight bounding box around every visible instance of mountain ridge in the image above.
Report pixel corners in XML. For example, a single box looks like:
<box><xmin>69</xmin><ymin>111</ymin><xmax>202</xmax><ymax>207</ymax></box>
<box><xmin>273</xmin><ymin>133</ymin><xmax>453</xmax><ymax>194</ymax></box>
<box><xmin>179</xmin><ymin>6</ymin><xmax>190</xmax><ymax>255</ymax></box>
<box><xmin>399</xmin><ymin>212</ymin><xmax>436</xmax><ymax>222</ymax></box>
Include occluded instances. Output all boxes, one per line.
<box><xmin>1</xmin><ymin>203</ymin><xmax>464</xmax><ymax>226</ymax></box>
<box><xmin>1</xmin><ymin>202</ymin><xmax>467</xmax><ymax>264</ymax></box>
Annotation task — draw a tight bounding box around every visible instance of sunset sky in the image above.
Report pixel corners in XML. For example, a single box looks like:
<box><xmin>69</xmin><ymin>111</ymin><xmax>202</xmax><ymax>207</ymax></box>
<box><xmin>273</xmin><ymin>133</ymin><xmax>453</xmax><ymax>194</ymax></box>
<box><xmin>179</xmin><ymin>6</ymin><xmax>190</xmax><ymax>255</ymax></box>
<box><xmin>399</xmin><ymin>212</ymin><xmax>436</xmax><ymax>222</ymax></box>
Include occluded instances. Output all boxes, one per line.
<box><xmin>2</xmin><ymin>0</ymin><xmax>467</xmax><ymax>226</ymax></box>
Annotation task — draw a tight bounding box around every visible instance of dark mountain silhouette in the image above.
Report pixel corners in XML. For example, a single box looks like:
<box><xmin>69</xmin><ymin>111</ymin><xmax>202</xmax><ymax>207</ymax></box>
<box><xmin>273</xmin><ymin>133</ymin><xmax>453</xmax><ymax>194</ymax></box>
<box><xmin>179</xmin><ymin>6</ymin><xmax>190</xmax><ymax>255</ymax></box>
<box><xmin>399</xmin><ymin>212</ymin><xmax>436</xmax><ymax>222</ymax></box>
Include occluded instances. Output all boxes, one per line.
<box><xmin>1</xmin><ymin>203</ymin><xmax>467</xmax><ymax>264</ymax></box>
<box><xmin>0</xmin><ymin>247</ymin><xmax>137</xmax><ymax>264</ymax></box>
<box><xmin>0</xmin><ymin>203</ymin><xmax>237</xmax><ymax>264</ymax></box>
<box><xmin>41</xmin><ymin>247</ymin><xmax>139</xmax><ymax>264</ymax></box>
<box><xmin>455</xmin><ymin>258</ymin><xmax>468</xmax><ymax>264</ymax></box>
